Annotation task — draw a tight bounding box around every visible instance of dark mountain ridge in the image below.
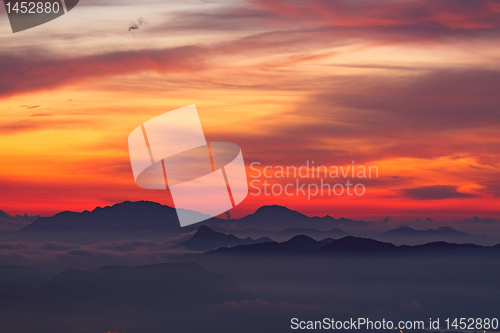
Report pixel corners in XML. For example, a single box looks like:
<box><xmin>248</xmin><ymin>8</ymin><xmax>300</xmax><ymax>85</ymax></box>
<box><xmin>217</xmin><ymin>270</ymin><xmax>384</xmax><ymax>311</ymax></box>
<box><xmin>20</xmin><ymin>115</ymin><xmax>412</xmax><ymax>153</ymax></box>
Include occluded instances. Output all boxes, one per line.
<box><xmin>19</xmin><ymin>201</ymin><xmax>212</xmax><ymax>233</ymax></box>
<box><xmin>17</xmin><ymin>201</ymin><xmax>369</xmax><ymax>233</ymax></box>
<box><xmin>14</xmin><ymin>201</ymin><xmax>496</xmax><ymax>247</ymax></box>
<box><xmin>206</xmin><ymin>235</ymin><xmax>500</xmax><ymax>257</ymax></box>
<box><xmin>173</xmin><ymin>225</ymin><xmax>272</xmax><ymax>252</ymax></box>
<box><xmin>380</xmin><ymin>225</ymin><xmax>496</xmax><ymax>246</ymax></box>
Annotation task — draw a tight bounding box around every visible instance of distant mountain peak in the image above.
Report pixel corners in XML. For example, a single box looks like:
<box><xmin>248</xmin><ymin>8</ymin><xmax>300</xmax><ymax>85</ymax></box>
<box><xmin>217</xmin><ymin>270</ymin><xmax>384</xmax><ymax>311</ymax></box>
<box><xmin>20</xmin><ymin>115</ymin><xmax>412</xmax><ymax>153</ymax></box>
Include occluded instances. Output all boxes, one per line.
<box><xmin>0</xmin><ymin>210</ymin><xmax>10</xmax><ymax>218</ymax></box>
<box><xmin>379</xmin><ymin>224</ymin><xmax>496</xmax><ymax>246</ymax></box>
<box><xmin>383</xmin><ymin>225</ymin><xmax>463</xmax><ymax>237</ymax></box>
<box><xmin>195</xmin><ymin>225</ymin><xmax>218</xmax><ymax>235</ymax></box>
<box><xmin>283</xmin><ymin>235</ymin><xmax>317</xmax><ymax>245</ymax></box>
<box><xmin>319</xmin><ymin>236</ymin><xmax>398</xmax><ymax>253</ymax></box>
<box><xmin>394</xmin><ymin>226</ymin><xmax>415</xmax><ymax>231</ymax></box>
<box><xmin>435</xmin><ymin>226</ymin><xmax>459</xmax><ymax>232</ymax></box>
<box><xmin>19</xmin><ymin>200</ymin><xmax>204</xmax><ymax>233</ymax></box>
<box><xmin>280</xmin><ymin>235</ymin><xmax>324</xmax><ymax>251</ymax></box>
<box><xmin>252</xmin><ymin>205</ymin><xmax>307</xmax><ymax>218</ymax></box>
<box><xmin>174</xmin><ymin>225</ymin><xmax>270</xmax><ymax>252</ymax></box>
<box><xmin>208</xmin><ymin>235</ymin><xmax>399</xmax><ymax>256</ymax></box>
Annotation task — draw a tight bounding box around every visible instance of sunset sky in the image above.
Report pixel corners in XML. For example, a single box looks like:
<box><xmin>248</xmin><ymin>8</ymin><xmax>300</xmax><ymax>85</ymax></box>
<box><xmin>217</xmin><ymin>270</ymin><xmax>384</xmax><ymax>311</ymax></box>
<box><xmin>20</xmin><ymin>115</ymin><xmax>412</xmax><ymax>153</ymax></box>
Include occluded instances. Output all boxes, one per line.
<box><xmin>1</xmin><ymin>0</ymin><xmax>500</xmax><ymax>224</ymax></box>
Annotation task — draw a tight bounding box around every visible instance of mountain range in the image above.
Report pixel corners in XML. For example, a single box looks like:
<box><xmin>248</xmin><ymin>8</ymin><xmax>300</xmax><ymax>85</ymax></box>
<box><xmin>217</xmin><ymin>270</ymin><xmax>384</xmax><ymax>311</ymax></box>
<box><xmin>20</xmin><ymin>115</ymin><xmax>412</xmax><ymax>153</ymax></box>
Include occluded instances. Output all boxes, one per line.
<box><xmin>19</xmin><ymin>201</ymin><xmax>189</xmax><ymax>232</ymax></box>
<box><xmin>13</xmin><ymin>201</ymin><xmax>497</xmax><ymax>246</ymax></box>
<box><xmin>173</xmin><ymin>225</ymin><xmax>500</xmax><ymax>256</ymax></box>
<box><xmin>228</xmin><ymin>226</ymin><xmax>349</xmax><ymax>242</ymax></box>
<box><xmin>173</xmin><ymin>225</ymin><xmax>272</xmax><ymax>252</ymax></box>
<box><xmin>208</xmin><ymin>235</ymin><xmax>500</xmax><ymax>256</ymax></box>
<box><xmin>379</xmin><ymin>225</ymin><xmax>496</xmax><ymax>245</ymax></box>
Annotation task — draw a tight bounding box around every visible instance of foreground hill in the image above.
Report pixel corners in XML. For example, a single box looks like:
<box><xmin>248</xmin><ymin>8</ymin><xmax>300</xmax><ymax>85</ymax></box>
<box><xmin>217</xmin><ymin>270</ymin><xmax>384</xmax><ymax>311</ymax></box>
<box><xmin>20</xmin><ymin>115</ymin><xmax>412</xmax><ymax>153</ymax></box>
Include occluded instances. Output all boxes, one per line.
<box><xmin>24</xmin><ymin>262</ymin><xmax>252</xmax><ymax>310</ymax></box>
<box><xmin>18</xmin><ymin>201</ymin><xmax>366</xmax><ymax>233</ymax></box>
<box><xmin>0</xmin><ymin>263</ymin><xmax>269</xmax><ymax>333</ymax></box>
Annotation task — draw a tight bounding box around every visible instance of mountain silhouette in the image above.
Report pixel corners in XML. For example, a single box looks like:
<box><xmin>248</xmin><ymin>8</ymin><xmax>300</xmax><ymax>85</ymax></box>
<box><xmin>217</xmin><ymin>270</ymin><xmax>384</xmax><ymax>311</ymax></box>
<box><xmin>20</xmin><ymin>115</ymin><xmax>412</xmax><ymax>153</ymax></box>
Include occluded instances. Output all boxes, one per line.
<box><xmin>244</xmin><ymin>205</ymin><xmax>308</xmax><ymax>223</ymax></box>
<box><xmin>277</xmin><ymin>227</ymin><xmax>348</xmax><ymax>240</ymax></box>
<box><xmin>17</xmin><ymin>201</ymin><xmax>367</xmax><ymax>234</ymax></box>
<box><xmin>19</xmin><ymin>201</ymin><xmax>215</xmax><ymax>233</ymax></box>
<box><xmin>226</xmin><ymin>226</ymin><xmax>349</xmax><ymax>243</ymax></box>
<box><xmin>15</xmin><ymin>201</ymin><xmax>493</xmax><ymax>249</ymax></box>
<box><xmin>207</xmin><ymin>236</ymin><xmax>398</xmax><ymax>256</ymax></box>
<box><xmin>380</xmin><ymin>226</ymin><xmax>496</xmax><ymax>246</ymax></box>
<box><xmin>173</xmin><ymin>226</ymin><xmax>272</xmax><ymax>252</ymax></box>
<box><xmin>206</xmin><ymin>234</ymin><xmax>326</xmax><ymax>256</ymax></box>
<box><xmin>398</xmin><ymin>241</ymin><xmax>489</xmax><ymax>255</ymax></box>
<box><xmin>318</xmin><ymin>236</ymin><xmax>397</xmax><ymax>253</ymax></box>
<box><xmin>235</xmin><ymin>205</ymin><xmax>369</xmax><ymax>230</ymax></box>
<box><xmin>384</xmin><ymin>226</ymin><xmax>466</xmax><ymax>237</ymax></box>
<box><xmin>206</xmin><ymin>235</ymin><xmax>500</xmax><ymax>256</ymax></box>
<box><xmin>280</xmin><ymin>235</ymin><xmax>327</xmax><ymax>251</ymax></box>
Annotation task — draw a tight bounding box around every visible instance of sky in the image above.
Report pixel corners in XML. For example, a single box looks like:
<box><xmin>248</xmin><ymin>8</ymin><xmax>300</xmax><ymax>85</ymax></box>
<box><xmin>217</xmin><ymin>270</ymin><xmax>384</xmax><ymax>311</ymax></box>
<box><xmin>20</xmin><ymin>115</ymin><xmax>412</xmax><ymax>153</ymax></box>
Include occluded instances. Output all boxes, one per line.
<box><xmin>0</xmin><ymin>0</ymin><xmax>500</xmax><ymax>225</ymax></box>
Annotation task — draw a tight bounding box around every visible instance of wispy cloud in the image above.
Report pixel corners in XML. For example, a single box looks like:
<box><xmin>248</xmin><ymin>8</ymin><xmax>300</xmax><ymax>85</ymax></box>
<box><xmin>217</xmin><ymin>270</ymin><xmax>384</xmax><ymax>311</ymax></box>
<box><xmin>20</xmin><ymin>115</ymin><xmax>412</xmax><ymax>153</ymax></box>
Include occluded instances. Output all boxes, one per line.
<box><xmin>0</xmin><ymin>46</ymin><xmax>206</xmax><ymax>98</ymax></box>
<box><xmin>20</xmin><ymin>105</ymin><xmax>41</xmax><ymax>109</ymax></box>
<box><xmin>399</xmin><ymin>185</ymin><xmax>477</xmax><ymax>200</ymax></box>
<box><xmin>248</xmin><ymin>0</ymin><xmax>500</xmax><ymax>31</ymax></box>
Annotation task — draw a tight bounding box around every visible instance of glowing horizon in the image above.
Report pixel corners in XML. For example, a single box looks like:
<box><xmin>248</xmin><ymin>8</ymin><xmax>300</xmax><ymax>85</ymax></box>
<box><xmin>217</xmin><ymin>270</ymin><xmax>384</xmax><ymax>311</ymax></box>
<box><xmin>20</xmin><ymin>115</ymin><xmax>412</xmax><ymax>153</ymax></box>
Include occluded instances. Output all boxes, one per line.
<box><xmin>1</xmin><ymin>0</ymin><xmax>500</xmax><ymax>225</ymax></box>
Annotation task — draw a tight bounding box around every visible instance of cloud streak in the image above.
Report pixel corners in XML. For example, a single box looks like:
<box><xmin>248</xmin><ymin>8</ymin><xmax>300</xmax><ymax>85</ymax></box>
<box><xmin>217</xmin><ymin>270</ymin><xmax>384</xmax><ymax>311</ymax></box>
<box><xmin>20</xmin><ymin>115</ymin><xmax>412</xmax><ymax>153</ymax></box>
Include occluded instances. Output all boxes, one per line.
<box><xmin>399</xmin><ymin>185</ymin><xmax>477</xmax><ymax>200</ymax></box>
<box><xmin>0</xmin><ymin>46</ymin><xmax>206</xmax><ymax>98</ymax></box>
<box><xmin>248</xmin><ymin>0</ymin><xmax>500</xmax><ymax>31</ymax></box>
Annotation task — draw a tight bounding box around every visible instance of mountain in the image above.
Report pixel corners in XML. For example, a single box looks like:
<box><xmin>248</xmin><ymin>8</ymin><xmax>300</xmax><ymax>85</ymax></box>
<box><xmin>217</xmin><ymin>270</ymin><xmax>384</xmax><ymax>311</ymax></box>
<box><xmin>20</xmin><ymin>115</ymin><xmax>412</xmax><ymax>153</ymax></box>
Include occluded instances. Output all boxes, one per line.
<box><xmin>18</xmin><ymin>201</ymin><xmax>494</xmax><ymax>249</ymax></box>
<box><xmin>380</xmin><ymin>226</ymin><xmax>496</xmax><ymax>246</ymax></box>
<box><xmin>0</xmin><ymin>263</ymin><xmax>265</xmax><ymax>333</ymax></box>
<box><xmin>24</xmin><ymin>262</ymin><xmax>253</xmax><ymax>310</ymax></box>
<box><xmin>233</xmin><ymin>205</ymin><xmax>369</xmax><ymax>230</ymax></box>
<box><xmin>277</xmin><ymin>227</ymin><xmax>348</xmax><ymax>240</ymax></box>
<box><xmin>206</xmin><ymin>236</ymin><xmax>500</xmax><ymax>257</ymax></box>
<box><xmin>0</xmin><ymin>210</ymin><xmax>40</xmax><ymax>232</ymax></box>
<box><xmin>173</xmin><ymin>226</ymin><xmax>272</xmax><ymax>252</ymax></box>
<box><xmin>281</xmin><ymin>235</ymin><xmax>327</xmax><ymax>251</ymax></box>
<box><xmin>318</xmin><ymin>236</ymin><xmax>397</xmax><ymax>253</ymax></box>
<box><xmin>398</xmin><ymin>241</ymin><xmax>488</xmax><ymax>255</ymax></box>
<box><xmin>16</xmin><ymin>201</ymin><xmax>368</xmax><ymax>234</ymax></box>
<box><xmin>384</xmin><ymin>226</ymin><xmax>466</xmax><ymax>238</ymax></box>
<box><xmin>240</xmin><ymin>205</ymin><xmax>309</xmax><ymax>226</ymax></box>
<box><xmin>19</xmin><ymin>201</ymin><xmax>217</xmax><ymax>233</ymax></box>
<box><xmin>230</xmin><ymin>226</ymin><xmax>348</xmax><ymax>242</ymax></box>
<box><xmin>206</xmin><ymin>235</ymin><xmax>326</xmax><ymax>256</ymax></box>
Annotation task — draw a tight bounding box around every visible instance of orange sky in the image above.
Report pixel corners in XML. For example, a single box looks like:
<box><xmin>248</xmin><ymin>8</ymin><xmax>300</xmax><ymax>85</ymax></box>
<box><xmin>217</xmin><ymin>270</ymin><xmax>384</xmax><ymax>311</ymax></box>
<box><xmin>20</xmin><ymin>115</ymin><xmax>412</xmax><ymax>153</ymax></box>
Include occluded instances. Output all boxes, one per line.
<box><xmin>0</xmin><ymin>0</ymin><xmax>499</xmax><ymax>223</ymax></box>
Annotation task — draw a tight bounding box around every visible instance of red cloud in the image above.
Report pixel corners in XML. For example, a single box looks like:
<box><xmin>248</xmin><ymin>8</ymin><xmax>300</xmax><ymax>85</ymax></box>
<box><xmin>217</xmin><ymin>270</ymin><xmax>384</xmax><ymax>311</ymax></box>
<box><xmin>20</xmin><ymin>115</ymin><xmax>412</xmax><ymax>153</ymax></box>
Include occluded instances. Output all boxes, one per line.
<box><xmin>248</xmin><ymin>0</ymin><xmax>500</xmax><ymax>30</ymax></box>
<box><xmin>0</xmin><ymin>46</ymin><xmax>206</xmax><ymax>98</ymax></box>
